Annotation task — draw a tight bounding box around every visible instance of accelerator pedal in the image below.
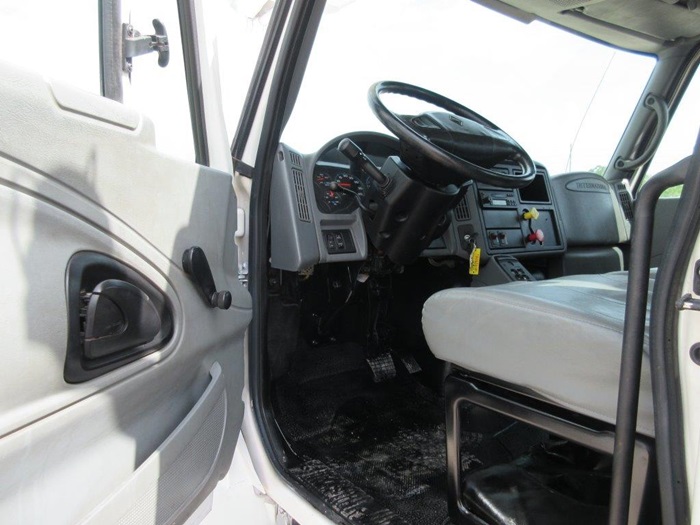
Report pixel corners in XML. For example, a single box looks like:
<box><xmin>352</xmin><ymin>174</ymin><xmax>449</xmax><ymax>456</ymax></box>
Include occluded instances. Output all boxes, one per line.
<box><xmin>399</xmin><ymin>354</ymin><xmax>422</xmax><ymax>374</ymax></box>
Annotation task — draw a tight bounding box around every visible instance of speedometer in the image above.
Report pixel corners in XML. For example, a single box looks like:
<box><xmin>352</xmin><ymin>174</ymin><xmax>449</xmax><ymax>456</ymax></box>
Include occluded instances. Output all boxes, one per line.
<box><xmin>313</xmin><ymin>168</ymin><xmax>365</xmax><ymax>214</ymax></box>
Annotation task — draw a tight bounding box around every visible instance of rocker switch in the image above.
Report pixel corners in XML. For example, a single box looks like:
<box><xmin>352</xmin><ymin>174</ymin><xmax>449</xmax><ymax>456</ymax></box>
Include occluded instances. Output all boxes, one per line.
<box><xmin>324</xmin><ymin>229</ymin><xmax>355</xmax><ymax>255</ymax></box>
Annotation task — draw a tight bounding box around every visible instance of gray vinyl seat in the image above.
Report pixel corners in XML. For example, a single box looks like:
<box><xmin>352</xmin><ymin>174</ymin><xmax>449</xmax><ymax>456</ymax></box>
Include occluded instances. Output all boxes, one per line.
<box><xmin>422</xmin><ymin>270</ymin><xmax>655</xmax><ymax>437</ymax></box>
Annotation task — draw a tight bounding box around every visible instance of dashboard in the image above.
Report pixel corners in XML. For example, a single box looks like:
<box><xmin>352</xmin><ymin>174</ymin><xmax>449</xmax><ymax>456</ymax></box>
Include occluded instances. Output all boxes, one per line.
<box><xmin>269</xmin><ymin>131</ymin><xmax>631</xmax><ymax>275</ymax></box>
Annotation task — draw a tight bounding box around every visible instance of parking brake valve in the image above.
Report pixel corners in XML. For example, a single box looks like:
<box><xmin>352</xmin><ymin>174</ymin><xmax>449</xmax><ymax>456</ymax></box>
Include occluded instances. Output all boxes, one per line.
<box><xmin>527</xmin><ymin>229</ymin><xmax>545</xmax><ymax>244</ymax></box>
<box><xmin>522</xmin><ymin>207</ymin><xmax>543</xmax><ymax>245</ymax></box>
<box><xmin>522</xmin><ymin>207</ymin><xmax>539</xmax><ymax>221</ymax></box>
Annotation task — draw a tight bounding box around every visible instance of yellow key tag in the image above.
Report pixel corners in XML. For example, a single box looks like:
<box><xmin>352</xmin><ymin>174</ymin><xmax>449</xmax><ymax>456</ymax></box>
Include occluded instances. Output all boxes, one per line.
<box><xmin>469</xmin><ymin>247</ymin><xmax>481</xmax><ymax>275</ymax></box>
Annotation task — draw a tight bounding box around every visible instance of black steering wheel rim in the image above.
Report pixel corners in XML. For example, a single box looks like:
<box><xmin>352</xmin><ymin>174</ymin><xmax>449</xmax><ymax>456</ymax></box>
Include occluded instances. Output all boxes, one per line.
<box><xmin>368</xmin><ymin>80</ymin><xmax>536</xmax><ymax>188</ymax></box>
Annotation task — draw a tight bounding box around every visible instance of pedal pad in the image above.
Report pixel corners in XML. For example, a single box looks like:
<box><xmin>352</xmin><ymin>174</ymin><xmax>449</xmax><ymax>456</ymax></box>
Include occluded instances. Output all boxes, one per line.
<box><xmin>366</xmin><ymin>352</ymin><xmax>396</xmax><ymax>383</ymax></box>
<box><xmin>400</xmin><ymin>354</ymin><xmax>422</xmax><ymax>374</ymax></box>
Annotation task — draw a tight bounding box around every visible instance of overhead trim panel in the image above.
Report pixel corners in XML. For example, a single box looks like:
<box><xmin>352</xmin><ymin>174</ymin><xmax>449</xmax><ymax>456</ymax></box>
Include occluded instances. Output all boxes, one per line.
<box><xmin>474</xmin><ymin>0</ymin><xmax>700</xmax><ymax>53</ymax></box>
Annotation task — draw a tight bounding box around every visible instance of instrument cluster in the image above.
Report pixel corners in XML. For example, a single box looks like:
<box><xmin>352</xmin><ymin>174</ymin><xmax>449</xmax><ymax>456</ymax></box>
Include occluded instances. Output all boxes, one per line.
<box><xmin>312</xmin><ymin>163</ymin><xmax>366</xmax><ymax>214</ymax></box>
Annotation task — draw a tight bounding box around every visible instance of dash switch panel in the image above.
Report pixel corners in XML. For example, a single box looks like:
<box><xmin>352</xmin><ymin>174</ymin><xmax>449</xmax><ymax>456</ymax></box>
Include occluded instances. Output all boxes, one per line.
<box><xmin>323</xmin><ymin>229</ymin><xmax>356</xmax><ymax>255</ymax></box>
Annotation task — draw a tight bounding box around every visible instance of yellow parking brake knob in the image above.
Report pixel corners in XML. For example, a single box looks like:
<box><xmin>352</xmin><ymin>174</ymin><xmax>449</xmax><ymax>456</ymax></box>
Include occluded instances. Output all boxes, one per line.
<box><xmin>522</xmin><ymin>208</ymin><xmax>540</xmax><ymax>221</ymax></box>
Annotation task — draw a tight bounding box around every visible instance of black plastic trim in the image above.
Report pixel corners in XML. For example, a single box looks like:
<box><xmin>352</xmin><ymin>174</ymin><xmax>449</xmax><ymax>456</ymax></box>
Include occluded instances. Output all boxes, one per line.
<box><xmin>246</xmin><ymin>1</ymin><xmax>345</xmax><ymax>523</ymax></box>
<box><xmin>177</xmin><ymin>0</ymin><xmax>209</xmax><ymax>166</ymax></box>
<box><xmin>64</xmin><ymin>252</ymin><xmax>173</xmax><ymax>383</ymax></box>
<box><xmin>99</xmin><ymin>0</ymin><xmax>123</xmax><ymax>102</ymax></box>
<box><xmin>608</xmin><ymin>155</ymin><xmax>687</xmax><ymax>525</ymax></box>
<box><xmin>651</xmin><ymin>131</ymin><xmax>700</xmax><ymax>525</ymax></box>
<box><xmin>233</xmin><ymin>160</ymin><xmax>255</xmax><ymax>179</ymax></box>
<box><xmin>230</xmin><ymin>0</ymin><xmax>293</xmax><ymax>164</ymax></box>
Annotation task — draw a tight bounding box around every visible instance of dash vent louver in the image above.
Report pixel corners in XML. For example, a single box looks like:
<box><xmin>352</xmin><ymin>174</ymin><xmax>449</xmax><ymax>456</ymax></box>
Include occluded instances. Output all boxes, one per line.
<box><xmin>616</xmin><ymin>183</ymin><xmax>634</xmax><ymax>221</ymax></box>
<box><xmin>507</xmin><ymin>166</ymin><xmax>546</xmax><ymax>176</ymax></box>
<box><xmin>289</xmin><ymin>151</ymin><xmax>303</xmax><ymax>168</ymax></box>
<box><xmin>454</xmin><ymin>196</ymin><xmax>470</xmax><ymax>221</ymax></box>
<box><xmin>292</xmin><ymin>168</ymin><xmax>311</xmax><ymax>223</ymax></box>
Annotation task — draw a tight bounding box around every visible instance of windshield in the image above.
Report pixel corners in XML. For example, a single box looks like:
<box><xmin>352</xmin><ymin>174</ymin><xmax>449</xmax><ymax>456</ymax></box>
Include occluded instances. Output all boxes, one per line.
<box><xmin>282</xmin><ymin>0</ymin><xmax>655</xmax><ymax>175</ymax></box>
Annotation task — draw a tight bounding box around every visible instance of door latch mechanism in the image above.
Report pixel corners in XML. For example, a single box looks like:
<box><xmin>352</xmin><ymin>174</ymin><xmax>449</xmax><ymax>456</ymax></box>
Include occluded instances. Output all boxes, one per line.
<box><xmin>122</xmin><ymin>19</ymin><xmax>169</xmax><ymax>75</ymax></box>
<box><xmin>677</xmin><ymin>293</ymin><xmax>700</xmax><ymax>312</ymax></box>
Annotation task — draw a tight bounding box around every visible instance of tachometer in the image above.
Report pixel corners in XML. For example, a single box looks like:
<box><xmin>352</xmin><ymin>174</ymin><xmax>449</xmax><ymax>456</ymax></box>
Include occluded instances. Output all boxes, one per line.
<box><xmin>313</xmin><ymin>168</ymin><xmax>365</xmax><ymax>214</ymax></box>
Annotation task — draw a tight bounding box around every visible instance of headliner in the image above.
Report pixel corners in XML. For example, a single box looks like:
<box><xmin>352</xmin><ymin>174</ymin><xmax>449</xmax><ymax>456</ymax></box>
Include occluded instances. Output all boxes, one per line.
<box><xmin>474</xmin><ymin>0</ymin><xmax>700</xmax><ymax>54</ymax></box>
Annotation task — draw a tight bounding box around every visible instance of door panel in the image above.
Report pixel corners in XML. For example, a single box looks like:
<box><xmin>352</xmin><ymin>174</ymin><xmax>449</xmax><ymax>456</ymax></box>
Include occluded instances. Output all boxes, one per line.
<box><xmin>80</xmin><ymin>363</ymin><xmax>227</xmax><ymax>525</ymax></box>
<box><xmin>0</xmin><ymin>63</ymin><xmax>251</xmax><ymax>524</ymax></box>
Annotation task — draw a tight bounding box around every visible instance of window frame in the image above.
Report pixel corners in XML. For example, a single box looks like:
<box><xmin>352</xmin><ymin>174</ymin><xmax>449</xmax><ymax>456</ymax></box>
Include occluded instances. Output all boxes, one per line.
<box><xmin>98</xmin><ymin>0</ymin><xmax>206</xmax><ymax>165</ymax></box>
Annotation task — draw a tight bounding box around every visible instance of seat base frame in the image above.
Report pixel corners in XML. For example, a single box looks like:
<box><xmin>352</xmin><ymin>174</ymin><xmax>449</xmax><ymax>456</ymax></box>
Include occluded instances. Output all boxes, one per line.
<box><xmin>445</xmin><ymin>373</ymin><xmax>655</xmax><ymax>525</ymax></box>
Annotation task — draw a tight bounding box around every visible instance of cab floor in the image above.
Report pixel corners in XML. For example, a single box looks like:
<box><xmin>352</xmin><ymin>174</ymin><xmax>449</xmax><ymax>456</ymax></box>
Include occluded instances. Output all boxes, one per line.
<box><xmin>272</xmin><ymin>343</ymin><xmax>546</xmax><ymax>525</ymax></box>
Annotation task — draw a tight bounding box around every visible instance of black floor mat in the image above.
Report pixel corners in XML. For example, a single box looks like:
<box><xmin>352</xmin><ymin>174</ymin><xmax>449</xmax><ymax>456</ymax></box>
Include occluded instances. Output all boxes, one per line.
<box><xmin>273</xmin><ymin>344</ymin><xmax>547</xmax><ymax>525</ymax></box>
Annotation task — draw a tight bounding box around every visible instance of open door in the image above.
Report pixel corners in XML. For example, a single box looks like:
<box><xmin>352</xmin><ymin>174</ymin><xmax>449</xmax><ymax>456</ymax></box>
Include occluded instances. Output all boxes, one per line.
<box><xmin>0</xmin><ymin>33</ymin><xmax>250</xmax><ymax>525</ymax></box>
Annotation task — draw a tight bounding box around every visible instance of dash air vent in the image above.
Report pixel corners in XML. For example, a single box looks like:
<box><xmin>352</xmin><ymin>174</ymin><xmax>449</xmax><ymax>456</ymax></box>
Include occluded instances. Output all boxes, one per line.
<box><xmin>508</xmin><ymin>166</ymin><xmax>545</xmax><ymax>178</ymax></box>
<box><xmin>292</xmin><ymin>169</ymin><xmax>311</xmax><ymax>223</ymax></box>
<box><xmin>289</xmin><ymin>151</ymin><xmax>303</xmax><ymax>168</ymax></box>
<box><xmin>454</xmin><ymin>196</ymin><xmax>470</xmax><ymax>221</ymax></box>
<box><xmin>616</xmin><ymin>182</ymin><xmax>634</xmax><ymax>220</ymax></box>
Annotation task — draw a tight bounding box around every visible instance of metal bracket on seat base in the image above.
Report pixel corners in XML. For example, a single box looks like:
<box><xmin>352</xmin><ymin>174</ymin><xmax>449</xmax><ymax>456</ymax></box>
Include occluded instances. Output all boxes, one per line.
<box><xmin>444</xmin><ymin>374</ymin><xmax>655</xmax><ymax>525</ymax></box>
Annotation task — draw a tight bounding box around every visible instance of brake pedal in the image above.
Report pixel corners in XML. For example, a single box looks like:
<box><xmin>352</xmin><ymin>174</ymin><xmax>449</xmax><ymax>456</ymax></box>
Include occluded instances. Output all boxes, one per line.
<box><xmin>366</xmin><ymin>352</ymin><xmax>396</xmax><ymax>383</ymax></box>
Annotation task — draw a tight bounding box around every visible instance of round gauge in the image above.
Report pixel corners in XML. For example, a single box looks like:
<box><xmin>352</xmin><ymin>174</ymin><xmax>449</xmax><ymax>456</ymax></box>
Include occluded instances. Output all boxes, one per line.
<box><xmin>313</xmin><ymin>169</ymin><xmax>365</xmax><ymax>214</ymax></box>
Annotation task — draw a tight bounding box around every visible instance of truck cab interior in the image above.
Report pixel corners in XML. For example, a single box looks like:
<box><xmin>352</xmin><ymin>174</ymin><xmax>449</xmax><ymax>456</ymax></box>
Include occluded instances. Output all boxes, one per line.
<box><xmin>2</xmin><ymin>1</ymin><xmax>699</xmax><ymax>524</ymax></box>
<box><xmin>245</xmin><ymin>1</ymin><xmax>700</xmax><ymax>524</ymax></box>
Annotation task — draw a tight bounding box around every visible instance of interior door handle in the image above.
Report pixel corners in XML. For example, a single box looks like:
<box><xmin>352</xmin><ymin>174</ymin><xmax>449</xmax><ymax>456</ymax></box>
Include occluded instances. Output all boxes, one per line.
<box><xmin>65</xmin><ymin>252</ymin><xmax>174</xmax><ymax>382</ymax></box>
<box><xmin>83</xmin><ymin>279</ymin><xmax>162</xmax><ymax>359</ymax></box>
<box><xmin>182</xmin><ymin>247</ymin><xmax>232</xmax><ymax>310</ymax></box>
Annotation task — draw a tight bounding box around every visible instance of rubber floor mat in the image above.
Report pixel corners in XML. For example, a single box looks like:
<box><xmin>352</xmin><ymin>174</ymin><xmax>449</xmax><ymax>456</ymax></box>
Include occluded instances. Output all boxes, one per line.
<box><xmin>274</xmin><ymin>345</ymin><xmax>545</xmax><ymax>525</ymax></box>
<box><xmin>290</xmin><ymin>458</ymin><xmax>410</xmax><ymax>525</ymax></box>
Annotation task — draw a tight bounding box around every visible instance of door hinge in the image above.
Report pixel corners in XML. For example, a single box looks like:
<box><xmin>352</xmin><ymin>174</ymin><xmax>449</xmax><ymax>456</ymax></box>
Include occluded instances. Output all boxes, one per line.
<box><xmin>122</xmin><ymin>19</ymin><xmax>170</xmax><ymax>75</ymax></box>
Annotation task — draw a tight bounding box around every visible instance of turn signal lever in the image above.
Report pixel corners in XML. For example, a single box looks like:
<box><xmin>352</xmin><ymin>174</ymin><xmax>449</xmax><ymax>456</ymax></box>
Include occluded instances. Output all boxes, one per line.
<box><xmin>338</xmin><ymin>138</ymin><xmax>389</xmax><ymax>188</ymax></box>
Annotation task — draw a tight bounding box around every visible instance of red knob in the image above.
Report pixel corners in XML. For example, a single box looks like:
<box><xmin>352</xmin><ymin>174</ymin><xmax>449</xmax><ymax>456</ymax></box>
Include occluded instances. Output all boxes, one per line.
<box><xmin>527</xmin><ymin>229</ymin><xmax>545</xmax><ymax>244</ymax></box>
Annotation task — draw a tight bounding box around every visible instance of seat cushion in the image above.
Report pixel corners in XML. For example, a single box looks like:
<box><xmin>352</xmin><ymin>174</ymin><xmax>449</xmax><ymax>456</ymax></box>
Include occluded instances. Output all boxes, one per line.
<box><xmin>422</xmin><ymin>271</ymin><xmax>655</xmax><ymax>437</ymax></box>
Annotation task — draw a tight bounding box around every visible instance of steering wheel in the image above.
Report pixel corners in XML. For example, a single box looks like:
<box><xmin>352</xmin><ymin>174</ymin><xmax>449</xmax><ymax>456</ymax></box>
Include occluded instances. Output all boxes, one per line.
<box><xmin>368</xmin><ymin>81</ymin><xmax>536</xmax><ymax>188</ymax></box>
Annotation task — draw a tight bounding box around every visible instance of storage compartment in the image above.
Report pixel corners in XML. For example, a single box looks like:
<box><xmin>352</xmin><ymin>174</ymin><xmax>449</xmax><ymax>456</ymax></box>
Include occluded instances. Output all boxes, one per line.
<box><xmin>518</xmin><ymin>171</ymin><xmax>551</xmax><ymax>203</ymax></box>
